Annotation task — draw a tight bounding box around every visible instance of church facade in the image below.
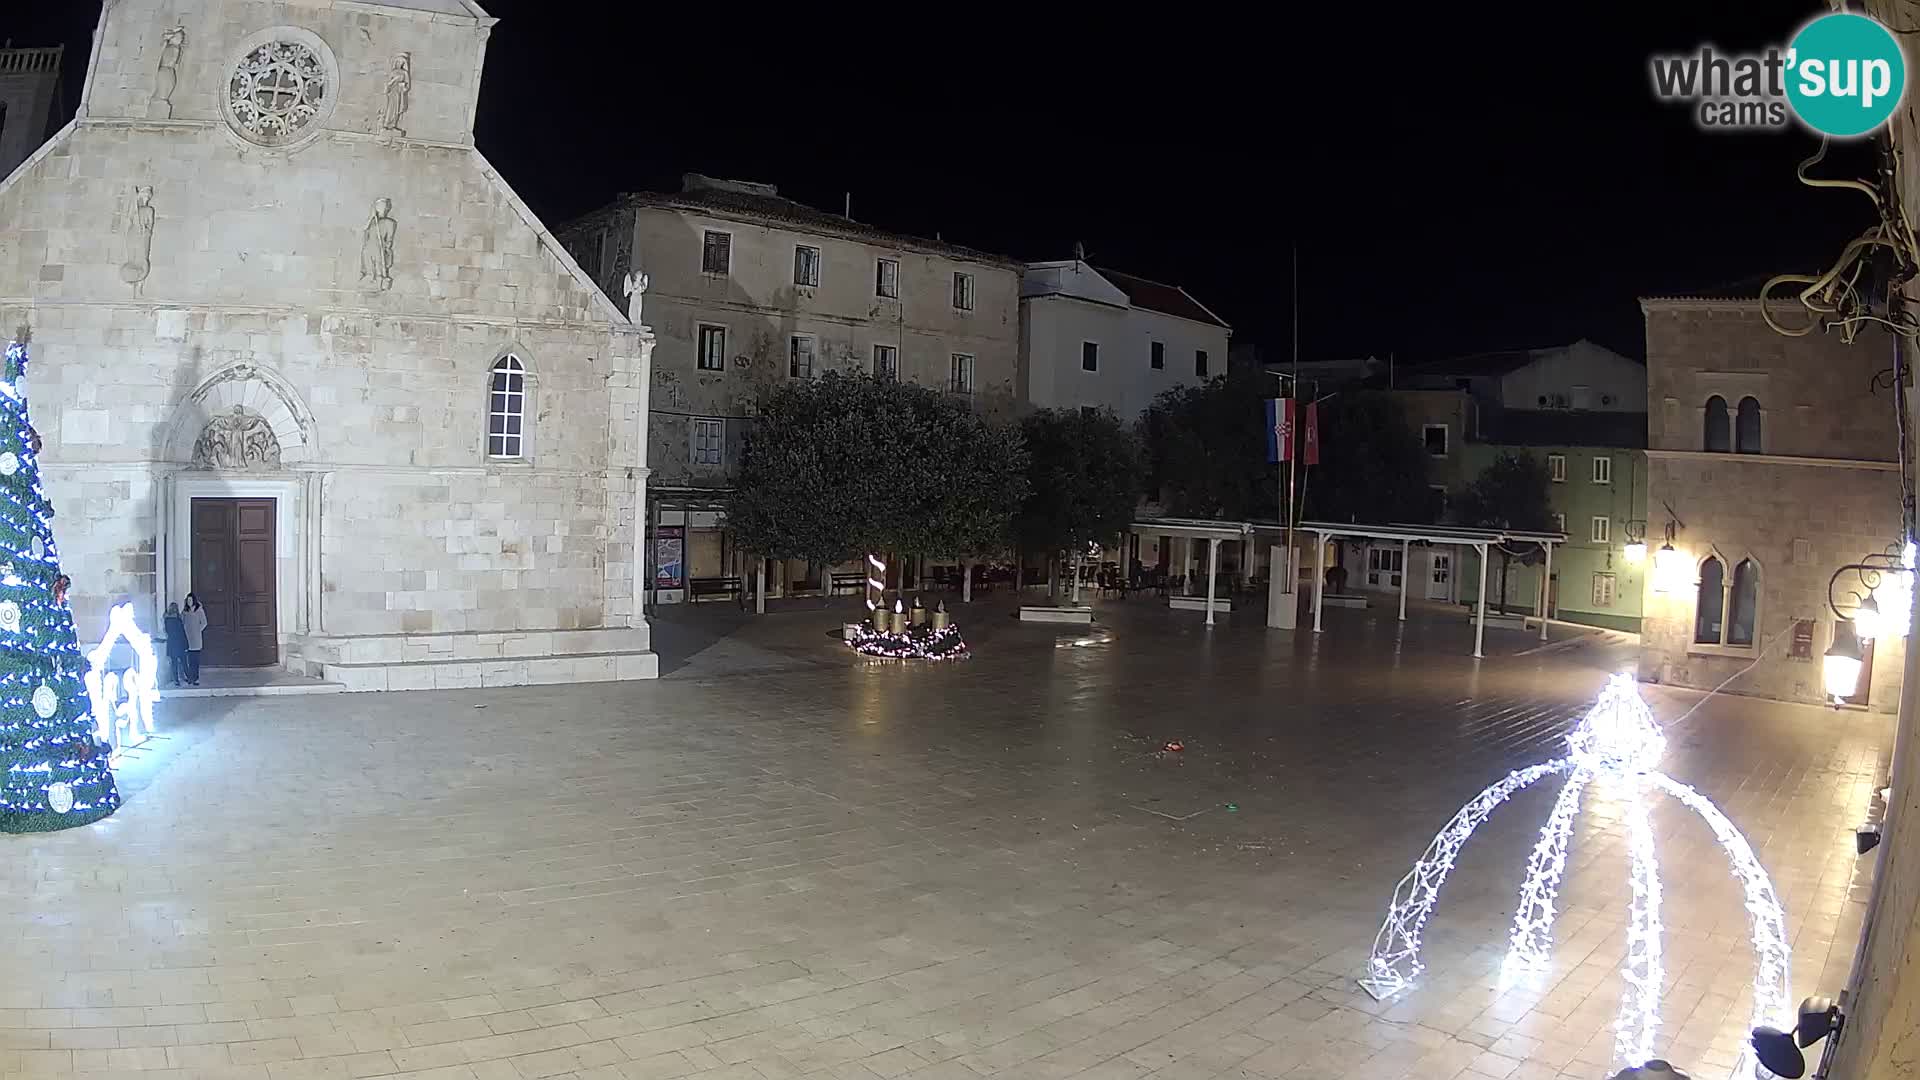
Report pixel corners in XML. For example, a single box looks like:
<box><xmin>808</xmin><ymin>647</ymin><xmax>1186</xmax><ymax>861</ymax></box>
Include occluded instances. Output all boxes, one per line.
<box><xmin>0</xmin><ymin>0</ymin><xmax>657</xmax><ymax>688</ymax></box>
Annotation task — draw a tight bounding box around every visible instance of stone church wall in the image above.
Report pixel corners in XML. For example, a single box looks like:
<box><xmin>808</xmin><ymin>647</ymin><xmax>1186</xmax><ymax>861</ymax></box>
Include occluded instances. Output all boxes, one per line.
<box><xmin>0</xmin><ymin>0</ymin><xmax>655</xmax><ymax>687</ymax></box>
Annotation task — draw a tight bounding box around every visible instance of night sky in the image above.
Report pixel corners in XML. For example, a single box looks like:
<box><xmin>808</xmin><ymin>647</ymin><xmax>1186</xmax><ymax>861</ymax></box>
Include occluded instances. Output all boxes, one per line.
<box><xmin>8</xmin><ymin>2</ymin><xmax>1880</xmax><ymax>362</ymax></box>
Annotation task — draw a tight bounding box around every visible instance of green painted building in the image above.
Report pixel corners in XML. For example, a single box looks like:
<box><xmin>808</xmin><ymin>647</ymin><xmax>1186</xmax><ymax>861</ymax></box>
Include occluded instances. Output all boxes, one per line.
<box><xmin>1454</xmin><ymin>411</ymin><xmax>1648</xmax><ymax>633</ymax></box>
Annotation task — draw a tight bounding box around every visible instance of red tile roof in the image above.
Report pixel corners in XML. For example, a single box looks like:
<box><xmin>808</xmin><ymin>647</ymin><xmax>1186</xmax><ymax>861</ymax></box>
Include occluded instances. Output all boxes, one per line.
<box><xmin>1094</xmin><ymin>267</ymin><xmax>1230</xmax><ymax>329</ymax></box>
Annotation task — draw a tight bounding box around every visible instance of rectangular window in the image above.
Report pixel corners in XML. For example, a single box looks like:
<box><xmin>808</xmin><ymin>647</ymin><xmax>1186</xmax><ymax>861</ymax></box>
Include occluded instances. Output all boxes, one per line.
<box><xmin>691</xmin><ymin>418</ymin><xmax>724</xmax><ymax>467</ymax></box>
<box><xmin>951</xmin><ymin>353</ymin><xmax>974</xmax><ymax>395</ymax></box>
<box><xmin>873</xmin><ymin>344</ymin><xmax>898</xmax><ymax>381</ymax></box>
<box><xmin>696</xmin><ymin>324</ymin><xmax>726</xmax><ymax>372</ymax></box>
<box><xmin>875</xmin><ymin>258</ymin><xmax>900</xmax><ymax>299</ymax></box>
<box><xmin>1195</xmin><ymin>349</ymin><xmax>1210</xmax><ymax>377</ymax></box>
<box><xmin>1593</xmin><ymin>572</ymin><xmax>1617</xmax><ymax>607</ymax></box>
<box><xmin>794</xmin><ymin>245</ymin><xmax>821</xmax><ymax>287</ymax></box>
<box><xmin>1082</xmin><ymin>342</ymin><xmax>1099</xmax><ymax>372</ymax></box>
<box><xmin>1150</xmin><ymin>341</ymin><xmax>1165</xmax><ymax>369</ymax></box>
<box><xmin>952</xmin><ymin>271</ymin><xmax>974</xmax><ymax>311</ymax></box>
<box><xmin>1552</xmin><ymin>512</ymin><xmax>1566</xmax><ymax>533</ymax></box>
<box><xmin>1366</xmin><ymin>548</ymin><xmax>1404</xmax><ymax>588</ymax></box>
<box><xmin>1423</xmin><ymin>424</ymin><xmax>1448</xmax><ymax>457</ymax></box>
<box><xmin>789</xmin><ymin>335</ymin><xmax>815</xmax><ymax>379</ymax></box>
<box><xmin>1548</xmin><ymin>454</ymin><xmax>1567</xmax><ymax>483</ymax></box>
<box><xmin>1591</xmin><ymin>516</ymin><xmax>1611</xmax><ymax>544</ymax></box>
<box><xmin>701</xmin><ymin>230</ymin><xmax>731</xmax><ymax>275</ymax></box>
<box><xmin>1592</xmin><ymin>455</ymin><xmax>1613</xmax><ymax>484</ymax></box>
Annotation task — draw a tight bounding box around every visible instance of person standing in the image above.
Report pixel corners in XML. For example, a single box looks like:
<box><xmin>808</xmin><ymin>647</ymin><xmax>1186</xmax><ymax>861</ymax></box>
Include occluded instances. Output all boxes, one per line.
<box><xmin>163</xmin><ymin>602</ymin><xmax>187</xmax><ymax>688</ymax></box>
<box><xmin>181</xmin><ymin>593</ymin><xmax>207</xmax><ymax>686</ymax></box>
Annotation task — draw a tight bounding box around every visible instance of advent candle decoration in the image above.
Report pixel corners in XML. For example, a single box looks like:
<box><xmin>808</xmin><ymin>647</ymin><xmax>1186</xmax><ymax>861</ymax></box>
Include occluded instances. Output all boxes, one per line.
<box><xmin>845</xmin><ymin>594</ymin><xmax>969</xmax><ymax>661</ymax></box>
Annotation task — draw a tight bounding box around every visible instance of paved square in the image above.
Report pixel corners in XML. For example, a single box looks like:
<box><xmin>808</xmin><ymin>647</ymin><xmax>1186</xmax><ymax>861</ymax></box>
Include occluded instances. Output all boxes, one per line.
<box><xmin>2</xmin><ymin>599</ymin><xmax>1891</xmax><ymax>1080</ymax></box>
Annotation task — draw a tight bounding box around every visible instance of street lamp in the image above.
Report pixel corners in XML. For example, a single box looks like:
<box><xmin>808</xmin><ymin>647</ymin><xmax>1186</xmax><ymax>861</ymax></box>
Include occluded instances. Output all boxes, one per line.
<box><xmin>1823</xmin><ymin>620</ymin><xmax>1865</xmax><ymax>703</ymax></box>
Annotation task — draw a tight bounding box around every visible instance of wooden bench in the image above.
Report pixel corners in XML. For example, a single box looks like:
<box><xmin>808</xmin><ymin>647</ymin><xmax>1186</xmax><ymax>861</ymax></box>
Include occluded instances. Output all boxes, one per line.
<box><xmin>829</xmin><ymin>572</ymin><xmax>867</xmax><ymax>595</ymax></box>
<box><xmin>689</xmin><ymin>576</ymin><xmax>744</xmax><ymax>601</ymax></box>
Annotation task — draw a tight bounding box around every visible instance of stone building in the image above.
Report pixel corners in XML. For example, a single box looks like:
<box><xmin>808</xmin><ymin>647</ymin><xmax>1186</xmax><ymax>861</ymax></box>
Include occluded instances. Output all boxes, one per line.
<box><xmin>558</xmin><ymin>175</ymin><xmax>1020</xmax><ymax>601</ymax></box>
<box><xmin>1639</xmin><ymin>296</ymin><xmax>1905</xmax><ymax>712</ymax></box>
<box><xmin>0</xmin><ymin>0</ymin><xmax>657</xmax><ymax>688</ymax></box>
<box><xmin>0</xmin><ymin>44</ymin><xmax>64</xmax><ymax>181</ymax></box>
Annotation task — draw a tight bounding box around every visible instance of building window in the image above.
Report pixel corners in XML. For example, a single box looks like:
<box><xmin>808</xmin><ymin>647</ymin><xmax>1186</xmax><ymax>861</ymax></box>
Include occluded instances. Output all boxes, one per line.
<box><xmin>873</xmin><ymin>344</ymin><xmax>898</xmax><ymax>381</ymax></box>
<box><xmin>789</xmin><ymin>335</ymin><xmax>815</xmax><ymax>378</ymax></box>
<box><xmin>1151</xmin><ymin>341</ymin><xmax>1165</xmax><ymax>369</ymax></box>
<box><xmin>952</xmin><ymin>271</ymin><xmax>974</xmax><ymax>311</ymax></box>
<box><xmin>691</xmin><ymin>418</ymin><xmax>724</xmax><ymax>467</ymax></box>
<box><xmin>1692</xmin><ymin>554</ymin><xmax>1759</xmax><ymax>648</ymax></box>
<box><xmin>486</xmin><ymin>354</ymin><xmax>526</xmax><ymax>459</ymax></box>
<box><xmin>1082</xmin><ymin>342</ymin><xmax>1099</xmax><ymax>372</ymax></box>
<box><xmin>951</xmin><ymin>353</ymin><xmax>974</xmax><ymax>395</ymax></box>
<box><xmin>1552</xmin><ymin>512</ymin><xmax>1566</xmax><ymax>533</ymax></box>
<box><xmin>1591</xmin><ymin>455</ymin><xmax>1612</xmax><ymax>484</ymax></box>
<box><xmin>701</xmin><ymin>230</ymin><xmax>731</xmax><ymax>275</ymax></box>
<box><xmin>1592</xmin><ymin>572</ymin><xmax>1617</xmax><ymax>607</ymax></box>
<box><xmin>875</xmin><ymin>258</ymin><xmax>900</xmax><ymax>299</ymax></box>
<box><xmin>1736</xmin><ymin>396</ymin><xmax>1762</xmax><ymax>454</ymax></box>
<box><xmin>1704</xmin><ymin>395</ymin><xmax>1730</xmax><ymax>452</ymax></box>
<box><xmin>1591</xmin><ymin>516</ymin><xmax>1610</xmax><ymax>544</ymax></box>
<box><xmin>1548</xmin><ymin>454</ymin><xmax>1567</xmax><ymax>482</ymax></box>
<box><xmin>1196</xmin><ymin>349</ymin><xmax>1210</xmax><ymax>377</ymax></box>
<box><xmin>1367</xmin><ymin>547</ymin><xmax>1404</xmax><ymax>588</ymax></box>
<box><xmin>794</xmin><ymin>245</ymin><xmax>821</xmax><ymax>287</ymax></box>
<box><xmin>1423</xmin><ymin>424</ymin><xmax>1448</xmax><ymax>457</ymax></box>
<box><xmin>696</xmin><ymin>324</ymin><xmax>726</xmax><ymax>372</ymax></box>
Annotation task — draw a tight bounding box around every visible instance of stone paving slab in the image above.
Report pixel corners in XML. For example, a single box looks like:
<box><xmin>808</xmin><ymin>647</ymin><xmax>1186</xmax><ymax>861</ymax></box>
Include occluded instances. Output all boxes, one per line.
<box><xmin>1</xmin><ymin>600</ymin><xmax>1889</xmax><ymax>1080</ymax></box>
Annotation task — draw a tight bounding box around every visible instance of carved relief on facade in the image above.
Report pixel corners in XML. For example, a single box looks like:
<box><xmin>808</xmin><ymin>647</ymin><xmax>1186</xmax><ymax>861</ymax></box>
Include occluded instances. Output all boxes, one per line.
<box><xmin>377</xmin><ymin>52</ymin><xmax>411</xmax><ymax>140</ymax></box>
<box><xmin>120</xmin><ymin>185</ymin><xmax>155</xmax><ymax>289</ymax></box>
<box><xmin>148</xmin><ymin>25</ymin><xmax>185</xmax><ymax>119</ymax></box>
<box><xmin>191</xmin><ymin>406</ymin><xmax>283</xmax><ymax>471</ymax></box>
<box><xmin>360</xmin><ymin>197</ymin><xmax>396</xmax><ymax>292</ymax></box>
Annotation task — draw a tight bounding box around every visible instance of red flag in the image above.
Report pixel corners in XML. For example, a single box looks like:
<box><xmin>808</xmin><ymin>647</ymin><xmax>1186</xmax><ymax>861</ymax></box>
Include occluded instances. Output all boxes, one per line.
<box><xmin>1303</xmin><ymin>402</ymin><xmax>1320</xmax><ymax>466</ymax></box>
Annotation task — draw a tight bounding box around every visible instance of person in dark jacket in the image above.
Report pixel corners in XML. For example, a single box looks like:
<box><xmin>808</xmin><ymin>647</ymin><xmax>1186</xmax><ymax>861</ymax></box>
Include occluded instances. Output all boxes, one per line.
<box><xmin>163</xmin><ymin>602</ymin><xmax>187</xmax><ymax>688</ymax></box>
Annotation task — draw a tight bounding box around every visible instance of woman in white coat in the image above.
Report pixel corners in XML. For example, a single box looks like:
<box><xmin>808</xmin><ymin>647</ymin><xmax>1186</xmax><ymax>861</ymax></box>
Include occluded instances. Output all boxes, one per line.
<box><xmin>181</xmin><ymin>593</ymin><xmax>208</xmax><ymax>686</ymax></box>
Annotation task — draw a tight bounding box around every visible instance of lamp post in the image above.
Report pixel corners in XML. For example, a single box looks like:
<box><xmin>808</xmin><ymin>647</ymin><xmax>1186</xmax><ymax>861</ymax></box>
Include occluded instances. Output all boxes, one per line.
<box><xmin>1823</xmin><ymin>542</ymin><xmax>1916</xmax><ymax>702</ymax></box>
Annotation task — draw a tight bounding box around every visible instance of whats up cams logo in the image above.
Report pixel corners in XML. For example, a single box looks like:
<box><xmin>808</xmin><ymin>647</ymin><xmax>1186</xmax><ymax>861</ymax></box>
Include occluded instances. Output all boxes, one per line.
<box><xmin>1650</xmin><ymin>12</ymin><xmax>1907</xmax><ymax>137</ymax></box>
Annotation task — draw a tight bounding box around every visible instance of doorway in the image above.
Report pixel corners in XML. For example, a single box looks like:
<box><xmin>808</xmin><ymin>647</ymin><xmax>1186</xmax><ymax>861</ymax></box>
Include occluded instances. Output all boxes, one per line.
<box><xmin>1427</xmin><ymin>551</ymin><xmax>1452</xmax><ymax>601</ymax></box>
<box><xmin>191</xmin><ymin>498</ymin><xmax>278</xmax><ymax>666</ymax></box>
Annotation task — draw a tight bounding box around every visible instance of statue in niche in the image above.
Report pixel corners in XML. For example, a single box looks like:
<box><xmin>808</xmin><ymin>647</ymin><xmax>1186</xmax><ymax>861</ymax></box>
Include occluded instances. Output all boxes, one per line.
<box><xmin>359</xmin><ymin>197</ymin><xmax>396</xmax><ymax>292</ymax></box>
<box><xmin>622</xmin><ymin>269</ymin><xmax>649</xmax><ymax>325</ymax></box>
<box><xmin>148</xmin><ymin>25</ymin><xmax>186</xmax><ymax>119</ymax></box>
<box><xmin>192</xmin><ymin>407</ymin><xmax>282</xmax><ymax>471</ymax></box>
<box><xmin>377</xmin><ymin>52</ymin><xmax>411</xmax><ymax>140</ymax></box>
<box><xmin>120</xmin><ymin>186</ymin><xmax>155</xmax><ymax>288</ymax></box>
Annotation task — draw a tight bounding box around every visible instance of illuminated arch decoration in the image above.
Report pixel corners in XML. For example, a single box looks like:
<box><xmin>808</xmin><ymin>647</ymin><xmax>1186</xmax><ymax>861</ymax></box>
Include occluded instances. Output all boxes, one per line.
<box><xmin>85</xmin><ymin>603</ymin><xmax>159</xmax><ymax>765</ymax></box>
<box><xmin>1358</xmin><ymin>674</ymin><xmax>1790</xmax><ymax>1077</ymax></box>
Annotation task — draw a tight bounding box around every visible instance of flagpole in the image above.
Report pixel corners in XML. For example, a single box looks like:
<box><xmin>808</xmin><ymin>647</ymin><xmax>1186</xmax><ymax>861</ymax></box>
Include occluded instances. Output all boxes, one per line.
<box><xmin>1286</xmin><ymin>244</ymin><xmax>1299</xmax><ymax>584</ymax></box>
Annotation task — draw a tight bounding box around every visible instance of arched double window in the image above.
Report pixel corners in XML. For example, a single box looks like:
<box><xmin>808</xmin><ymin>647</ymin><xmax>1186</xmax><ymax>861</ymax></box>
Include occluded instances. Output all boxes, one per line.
<box><xmin>1694</xmin><ymin>554</ymin><xmax>1758</xmax><ymax>648</ymax></box>
<box><xmin>1735</xmin><ymin>396</ymin><xmax>1762</xmax><ymax>454</ymax></box>
<box><xmin>1703</xmin><ymin>396</ymin><xmax>1730</xmax><ymax>452</ymax></box>
<box><xmin>488</xmin><ymin>354</ymin><xmax>527</xmax><ymax>459</ymax></box>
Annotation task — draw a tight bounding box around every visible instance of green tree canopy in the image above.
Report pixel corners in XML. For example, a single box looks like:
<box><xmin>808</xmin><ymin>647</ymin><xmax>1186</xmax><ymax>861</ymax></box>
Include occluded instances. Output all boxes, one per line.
<box><xmin>1451</xmin><ymin>451</ymin><xmax>1554</xmax><ymax>613</ymax></box>
<box><xmin>725</xmin><ymin>372</ymin><xmax>1027</xmax><ymax>566</ymax></box>
<box><xmin>1015</xmin><ymin>408</ymin><xmax>1144</xmax><ymax>554</ymax></box>
<box><xmin>1139</xmin><ymin>373</ymin><xmax>1434</xmax><ymax>525</ymax></box>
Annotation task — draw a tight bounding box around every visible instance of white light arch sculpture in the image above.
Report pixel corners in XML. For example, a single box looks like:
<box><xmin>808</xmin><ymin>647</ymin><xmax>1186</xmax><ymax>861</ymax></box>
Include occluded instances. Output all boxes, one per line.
<box><xmin>1358</xmin><ymin>674</ymin><xmax>1790</xmax><ymax>1077</ymax></box>
<box><xmin>85</xmin><ymin>603</ymin><xmax>160</xmax><ymax>764</ymax></box>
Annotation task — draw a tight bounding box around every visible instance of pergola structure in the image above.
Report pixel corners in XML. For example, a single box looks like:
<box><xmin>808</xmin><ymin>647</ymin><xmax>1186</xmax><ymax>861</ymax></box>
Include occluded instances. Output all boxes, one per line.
<box><xmin>1128</xmin><ymin>518</ymin><xmax>1290</xmax><ymax>626</ymax></box>
<box><xmin>1300</xmin><ymin>521</ymin><xmax>1566</xmax><ymax>658</ymax></box>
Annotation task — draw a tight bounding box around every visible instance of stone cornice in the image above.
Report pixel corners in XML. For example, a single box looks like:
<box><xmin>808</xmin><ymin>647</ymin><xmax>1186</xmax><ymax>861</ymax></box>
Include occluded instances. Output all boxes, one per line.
<box><xmin>1647</xmin><ymin>448</ymin><xmax>1900</xmax><ymax>471</ymax></box>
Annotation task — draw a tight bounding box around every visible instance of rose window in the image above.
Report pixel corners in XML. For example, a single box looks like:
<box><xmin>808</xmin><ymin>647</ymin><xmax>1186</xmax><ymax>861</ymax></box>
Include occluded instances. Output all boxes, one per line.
<box><xmin>227</xmin><ymin>41</ymin><xmax>327</xmax><ymax>145</ymax></box>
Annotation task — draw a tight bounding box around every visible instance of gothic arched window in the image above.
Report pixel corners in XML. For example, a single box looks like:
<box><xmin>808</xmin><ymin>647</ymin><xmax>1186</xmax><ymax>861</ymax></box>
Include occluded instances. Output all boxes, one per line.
<box><xmin>1704</xmin><ymin>396</ymin><xmax>1730</xmax><ymax>453</ymax></box>
<box><xmin>488</xmin><ymin>354</ymin><xmax>526</xmax><ymax>459</ymax></box>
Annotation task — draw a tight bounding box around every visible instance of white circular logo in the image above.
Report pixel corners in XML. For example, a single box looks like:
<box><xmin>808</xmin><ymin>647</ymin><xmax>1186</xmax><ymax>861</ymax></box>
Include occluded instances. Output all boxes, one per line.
<box><xmin>32</xmin><ymin>683</ymin><xmax>58</xmax><ymax>719</ymax></box>
<box><xmin>46</xmin><ymin>781</ymin><xmax>73</xmax><ymax>814</ymax></box>
<box><xmin>0</xmin><ymin>452</ymin><xmax>19</xmax><ymax>476</ymax></box>
<box><xmin>0</xmin><ymin>601</ymin><xmax>22</xmax><ymax>633</ymax></box>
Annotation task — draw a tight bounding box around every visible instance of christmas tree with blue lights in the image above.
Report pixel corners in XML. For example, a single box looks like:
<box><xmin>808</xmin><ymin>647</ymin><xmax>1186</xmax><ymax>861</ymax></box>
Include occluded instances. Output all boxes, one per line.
<box><xmin>0</xmin><ymin>340</ymin><xmax>118</xmax><ymax>832</ymax></box>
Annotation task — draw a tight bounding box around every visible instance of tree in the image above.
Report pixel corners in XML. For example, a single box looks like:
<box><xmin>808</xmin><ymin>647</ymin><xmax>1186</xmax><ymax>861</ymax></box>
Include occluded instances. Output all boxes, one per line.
<box><xmin>0</xmin><ymin>340</ymin><xmax>120</xmax><ymax>832</ymax></box>
<box><xmin>725</xmin><ymin>371</ymin><xmax>1027</xmax><ymax>578</ymax></box>
<box><xmin>1451</xmin><ymin>451</ymin><xmax>1554</xmax><ymax>614</ymax></box>
<box><xmin>1016</xmin><ymin>408</ymin><xmax>1144</xmax><ymax>590</ymax></box>
<box><xmin>1139</xmin><ymin>365</ymin><xmax>1274</xmax><ymax>520</ymax></box>
<box><xmin>1304</xmin><ymin>392</ymin><xmax>1436</xmax><ymax>526</ymax></box>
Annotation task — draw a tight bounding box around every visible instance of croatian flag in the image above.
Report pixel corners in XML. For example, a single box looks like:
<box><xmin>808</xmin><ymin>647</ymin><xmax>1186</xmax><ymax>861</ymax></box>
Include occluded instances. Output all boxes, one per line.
<box><xmin>1266</xmin><ymin>398</ymin><xmax>1294</xmax><ymax>463</ymax></box>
